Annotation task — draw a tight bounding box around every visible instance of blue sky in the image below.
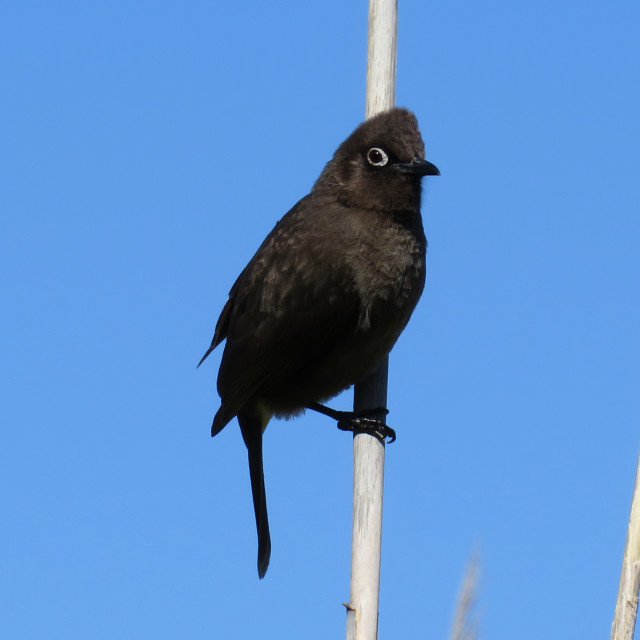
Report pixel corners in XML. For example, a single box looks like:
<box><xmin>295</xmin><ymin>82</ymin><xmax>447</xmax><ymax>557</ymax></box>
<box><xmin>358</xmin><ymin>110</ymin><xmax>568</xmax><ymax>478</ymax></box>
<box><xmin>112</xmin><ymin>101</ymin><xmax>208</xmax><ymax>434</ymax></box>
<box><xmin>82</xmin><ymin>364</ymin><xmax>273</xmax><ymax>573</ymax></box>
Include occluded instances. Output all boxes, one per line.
<box><xmin>1</xmin><ymin>1</ymin><xmax>639</xmax><ymax>638</ymax></box>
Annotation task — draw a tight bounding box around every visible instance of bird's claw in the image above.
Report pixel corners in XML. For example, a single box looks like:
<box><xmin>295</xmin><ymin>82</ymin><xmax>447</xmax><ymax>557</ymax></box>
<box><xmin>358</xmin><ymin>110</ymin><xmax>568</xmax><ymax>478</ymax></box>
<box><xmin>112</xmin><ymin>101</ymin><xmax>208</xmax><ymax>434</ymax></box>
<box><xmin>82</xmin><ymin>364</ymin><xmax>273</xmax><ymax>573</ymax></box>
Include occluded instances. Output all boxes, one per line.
<box><xmin>337</xmin><ymin>416</ymin><xmax>396</xmax><ymax>444</ymax></box>
<box><xmin>305</xmin><ymin>402</ymin><xmax>395</xmax><ymax>443</ymax></box>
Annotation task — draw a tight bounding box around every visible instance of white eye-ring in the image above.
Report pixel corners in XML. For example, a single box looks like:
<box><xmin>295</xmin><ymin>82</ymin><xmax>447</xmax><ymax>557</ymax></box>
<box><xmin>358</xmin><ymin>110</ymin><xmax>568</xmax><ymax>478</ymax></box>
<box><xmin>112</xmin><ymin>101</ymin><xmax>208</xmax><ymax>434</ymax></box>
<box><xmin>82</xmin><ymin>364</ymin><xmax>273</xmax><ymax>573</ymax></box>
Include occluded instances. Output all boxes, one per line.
<box><xmin>366</xmin><ymin>147</ymin><xmax>388</xmax><ymax>167</ymax></box>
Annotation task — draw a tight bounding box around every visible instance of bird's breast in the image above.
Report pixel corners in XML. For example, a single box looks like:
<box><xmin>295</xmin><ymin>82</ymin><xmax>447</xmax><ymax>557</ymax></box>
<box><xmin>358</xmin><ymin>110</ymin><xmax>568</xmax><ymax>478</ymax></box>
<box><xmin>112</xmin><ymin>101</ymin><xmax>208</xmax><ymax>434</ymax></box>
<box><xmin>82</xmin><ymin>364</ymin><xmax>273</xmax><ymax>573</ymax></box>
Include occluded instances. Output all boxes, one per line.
<box><xmin>348</xmin><ymin>214</ymin><xmax>426</xmax><ymax>332</ymax></box>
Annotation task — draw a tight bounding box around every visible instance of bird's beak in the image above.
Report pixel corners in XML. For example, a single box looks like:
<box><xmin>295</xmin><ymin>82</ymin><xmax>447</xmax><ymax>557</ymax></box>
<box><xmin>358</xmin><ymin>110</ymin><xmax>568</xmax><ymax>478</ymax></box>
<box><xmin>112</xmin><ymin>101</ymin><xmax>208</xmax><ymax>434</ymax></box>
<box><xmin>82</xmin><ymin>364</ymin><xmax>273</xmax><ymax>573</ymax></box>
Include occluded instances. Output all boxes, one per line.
<box><xmin>394</xmin><ymin>157</ymin><xmax>440</xmax><ymax>176</ymax></box>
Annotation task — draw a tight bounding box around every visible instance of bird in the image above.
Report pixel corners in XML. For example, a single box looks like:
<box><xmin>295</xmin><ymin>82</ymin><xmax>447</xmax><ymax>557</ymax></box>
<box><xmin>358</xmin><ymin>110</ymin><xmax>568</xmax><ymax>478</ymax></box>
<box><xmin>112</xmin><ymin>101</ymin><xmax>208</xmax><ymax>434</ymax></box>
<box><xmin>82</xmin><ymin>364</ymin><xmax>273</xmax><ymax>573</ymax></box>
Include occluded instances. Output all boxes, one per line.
<box><xmin>199</xmin><ymin>107</ymin><xmax>439</xmax><ymax>578</ymax></box>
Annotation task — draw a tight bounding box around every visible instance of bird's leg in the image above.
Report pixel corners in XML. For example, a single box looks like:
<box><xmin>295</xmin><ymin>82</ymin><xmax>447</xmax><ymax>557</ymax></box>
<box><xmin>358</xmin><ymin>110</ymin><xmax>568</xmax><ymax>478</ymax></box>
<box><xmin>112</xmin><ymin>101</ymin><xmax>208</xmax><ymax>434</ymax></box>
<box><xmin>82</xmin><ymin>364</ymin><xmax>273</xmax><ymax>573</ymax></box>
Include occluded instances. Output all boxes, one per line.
<box><xmin>306</xmin><ymin>402</ymin><xmax>396</xmax><ymax>444</ymax></box>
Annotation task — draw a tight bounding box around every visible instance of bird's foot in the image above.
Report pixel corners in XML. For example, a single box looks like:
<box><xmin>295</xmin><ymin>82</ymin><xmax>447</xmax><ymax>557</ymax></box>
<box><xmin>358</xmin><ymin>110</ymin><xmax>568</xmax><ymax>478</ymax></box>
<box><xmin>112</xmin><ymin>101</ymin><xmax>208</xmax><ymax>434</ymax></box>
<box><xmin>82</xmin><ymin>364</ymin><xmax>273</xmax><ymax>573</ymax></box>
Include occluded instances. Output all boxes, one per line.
<box><xmin>336</xmin><ymin>414</ymin><xmax>396</xmax><ymax>444</ymax></box>
<box><xmin>306</xmin><ymin>403</ymin><xmax>396</xmax><ymax>443</ymax></box>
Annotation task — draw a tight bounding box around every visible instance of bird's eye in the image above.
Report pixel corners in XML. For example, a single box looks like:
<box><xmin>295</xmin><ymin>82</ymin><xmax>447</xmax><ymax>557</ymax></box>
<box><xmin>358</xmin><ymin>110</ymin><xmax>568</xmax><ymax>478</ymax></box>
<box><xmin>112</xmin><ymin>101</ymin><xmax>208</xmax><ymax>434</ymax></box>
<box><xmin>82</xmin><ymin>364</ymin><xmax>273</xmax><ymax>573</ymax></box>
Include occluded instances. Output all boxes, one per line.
<box><xmin>366</xmin><ymin>147</ymin><xmax>388</xmax><ymax>167</ymax></box>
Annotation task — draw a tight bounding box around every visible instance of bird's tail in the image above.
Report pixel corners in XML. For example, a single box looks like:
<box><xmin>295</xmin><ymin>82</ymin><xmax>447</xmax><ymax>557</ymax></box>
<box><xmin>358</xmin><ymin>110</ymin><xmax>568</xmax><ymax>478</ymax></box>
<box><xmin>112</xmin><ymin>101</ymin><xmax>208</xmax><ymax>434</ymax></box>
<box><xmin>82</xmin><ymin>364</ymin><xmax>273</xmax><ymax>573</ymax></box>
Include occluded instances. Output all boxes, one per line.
<box><xmin>237</xmin><ymin>410</ymin><xmax>271</xmax><ymax>579</ymax></box>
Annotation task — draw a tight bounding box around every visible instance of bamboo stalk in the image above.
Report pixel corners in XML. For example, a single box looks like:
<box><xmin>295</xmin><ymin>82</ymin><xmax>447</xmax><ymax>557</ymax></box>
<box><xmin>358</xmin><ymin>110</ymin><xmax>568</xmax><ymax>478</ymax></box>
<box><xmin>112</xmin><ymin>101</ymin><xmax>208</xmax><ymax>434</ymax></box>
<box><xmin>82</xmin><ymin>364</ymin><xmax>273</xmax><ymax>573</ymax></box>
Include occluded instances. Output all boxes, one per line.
<box><xmin>611</xmin><ymin>448</ymin><xmax>640</xmax><ymax>640</ymax></box>
<box><xmin>345</xmin><ymin>1</ymin><xmax>397</xmax><ymax>638</ymax></box>
<box><xmin>365</xmin><ymin>0</ymin><xmax>397</xmax><ymax>120</ymax></box>
<box><xmin>346</xmin><ymin>361</ymin><xmax>389</xmax><ymax>640</ymax></box>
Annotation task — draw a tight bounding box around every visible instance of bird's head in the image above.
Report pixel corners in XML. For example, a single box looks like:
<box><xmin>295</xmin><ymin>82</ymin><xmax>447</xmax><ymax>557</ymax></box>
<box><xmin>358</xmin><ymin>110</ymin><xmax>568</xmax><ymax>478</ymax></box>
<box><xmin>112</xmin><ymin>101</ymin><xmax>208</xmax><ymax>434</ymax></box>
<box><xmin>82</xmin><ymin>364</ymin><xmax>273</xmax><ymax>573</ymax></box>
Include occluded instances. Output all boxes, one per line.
<box><xmin>315</xmin><ymin>108</ymin><xmax>439</xmax><ymax>214</ymax></box>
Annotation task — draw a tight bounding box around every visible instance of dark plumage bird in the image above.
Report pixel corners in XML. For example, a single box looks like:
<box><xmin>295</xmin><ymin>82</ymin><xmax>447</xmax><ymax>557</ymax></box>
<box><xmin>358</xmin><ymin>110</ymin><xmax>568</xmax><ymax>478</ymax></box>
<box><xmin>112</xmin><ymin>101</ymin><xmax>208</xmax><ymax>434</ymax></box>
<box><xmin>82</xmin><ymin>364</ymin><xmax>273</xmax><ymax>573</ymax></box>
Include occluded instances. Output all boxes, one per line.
<box><xmin>199</xmin><ymin>108</ymin><xmax>439</xmax><ymax>578</ymax></box>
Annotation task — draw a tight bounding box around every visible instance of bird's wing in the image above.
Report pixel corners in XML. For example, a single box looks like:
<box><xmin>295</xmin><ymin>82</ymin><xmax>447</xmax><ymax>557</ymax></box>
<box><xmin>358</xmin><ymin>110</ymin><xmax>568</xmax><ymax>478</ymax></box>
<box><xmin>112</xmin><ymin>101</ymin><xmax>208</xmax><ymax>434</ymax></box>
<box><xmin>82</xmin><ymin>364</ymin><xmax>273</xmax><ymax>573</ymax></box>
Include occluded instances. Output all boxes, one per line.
<box><xmin>198</xmin><ymin>195</ymin><xmax>325</xmax><ymax>369</ymax></box>
<box><xmin>214</xmin><ymin>198</ymin><xmax>362</xmax><ymax>421</ymax></box>
<box><xmin>197</xmin><ymin>294</ymin><xmax>233</xmax><ymax>368</ymax></box>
